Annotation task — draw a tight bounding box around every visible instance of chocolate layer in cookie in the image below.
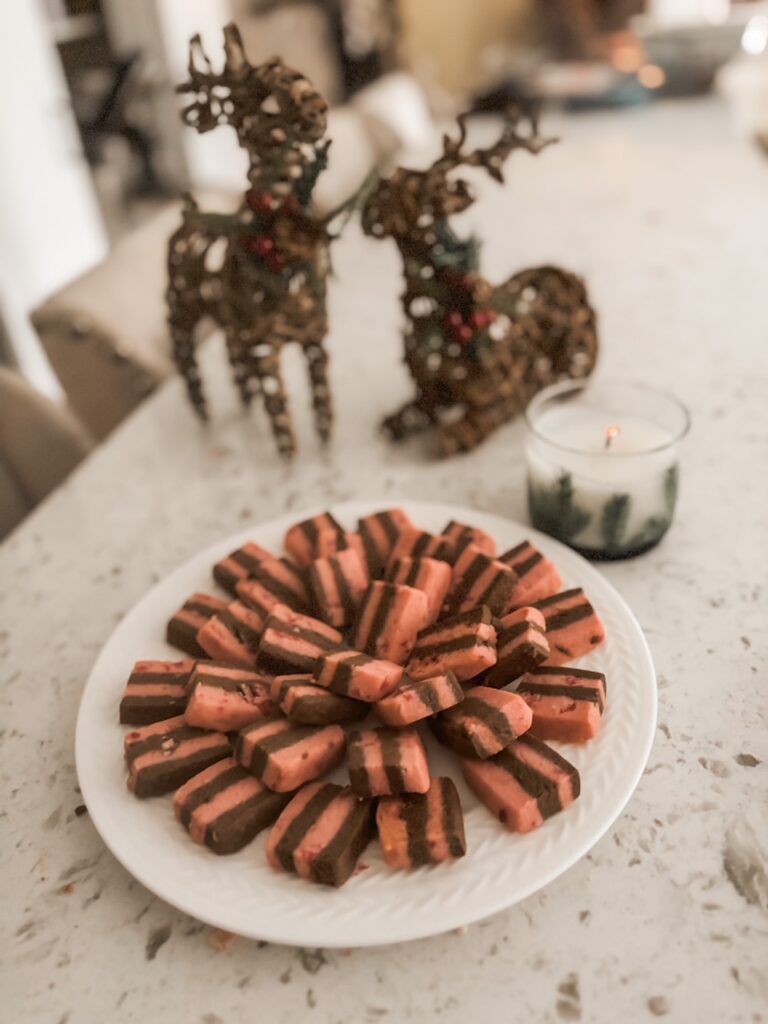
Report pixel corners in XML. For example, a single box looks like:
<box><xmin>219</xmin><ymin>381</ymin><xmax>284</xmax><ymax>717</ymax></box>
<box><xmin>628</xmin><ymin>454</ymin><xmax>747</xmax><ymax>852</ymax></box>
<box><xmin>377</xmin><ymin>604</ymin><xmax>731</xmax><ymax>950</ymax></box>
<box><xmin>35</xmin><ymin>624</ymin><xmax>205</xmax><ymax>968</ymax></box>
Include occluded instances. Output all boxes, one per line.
<box><xmin>351</xmin><ymin>581</ymin><xmax>428</xmax><ymax>665</ymax></box>
<box><xmin>517</xmin><ymin>666</ymin><xmax>606</xmax><ymax>743</ymax></box>
<box><xmin>407</xmin><ymin>606</ymin><xmax>497</xmax><ymax>682</ymax></box>
<box><xmin>166</xmin><ymin>592</ymin><xmax>227</xmax><ymax>658</ymax></box>
<box><xmin>533</xmin><ymin>588</ymin><xmax>605</xmax><ymax>665</ymax></box>
<box><xmin>375</xmin><ymin>671</ymin><xmax>463</xmax><ymax>727</ymax></box>
<box><xmin>119</xmin><ymin>659</ymin><xmax>195</xmax><ymax>725</ymax></box>
<box><xmin>185</xmin><ymin>663</ymin><xmax>276</xmax><ymax>731</ymax></box>
<box><xmin>483</xmin><ymin>606</ymin><xmax>550</xmax><ymax>688</ymax></box>
<box><xmin>431</xmin><ymin>685</ymin><xmax>532</xmax><ymax>759</ymax></box>
<box><xmin>235</xmin><ymin>718</ymin><xmax>346</xmax><ymax>792</ymax></box>
<box><xmin>347</xmin><ymin>726</ymin><xmax>430</xmax><ymax>797</ymax></box>
<box><xmin>124</xmin><ymin>715</ymin><xmax>231</xmax><ymax>798</ymax></box>
<box><xmin>376</xmin><ymin>776</ymin><xmax>466</xmax><ymax>870</ymax></box>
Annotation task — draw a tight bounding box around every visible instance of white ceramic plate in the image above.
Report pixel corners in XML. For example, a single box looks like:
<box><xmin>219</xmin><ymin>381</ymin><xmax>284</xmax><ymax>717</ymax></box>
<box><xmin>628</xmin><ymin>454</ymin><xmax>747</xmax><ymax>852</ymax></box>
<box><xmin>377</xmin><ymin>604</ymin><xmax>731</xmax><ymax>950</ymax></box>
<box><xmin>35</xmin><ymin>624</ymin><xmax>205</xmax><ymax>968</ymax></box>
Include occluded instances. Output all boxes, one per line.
<box><xmin>75</xmin><ymin>500</ymin><xmax>656</xmax><ymax>947</ymax></box>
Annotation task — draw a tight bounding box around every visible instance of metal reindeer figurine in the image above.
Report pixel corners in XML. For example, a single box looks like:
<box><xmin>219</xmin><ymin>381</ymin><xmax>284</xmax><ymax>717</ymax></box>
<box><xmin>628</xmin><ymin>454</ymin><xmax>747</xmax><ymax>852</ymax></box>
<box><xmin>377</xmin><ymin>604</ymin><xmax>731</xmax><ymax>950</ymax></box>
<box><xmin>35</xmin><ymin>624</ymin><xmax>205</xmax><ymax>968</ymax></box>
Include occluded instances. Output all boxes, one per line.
<box><xmin>167</xmin><ymin>24</ymin><xmax>336</xmax><ymax>457</ymax></box>
<box><xmin>361</xmin><ymin>110</ymin><xmax>599</xmax><ymax>455</ymax></box>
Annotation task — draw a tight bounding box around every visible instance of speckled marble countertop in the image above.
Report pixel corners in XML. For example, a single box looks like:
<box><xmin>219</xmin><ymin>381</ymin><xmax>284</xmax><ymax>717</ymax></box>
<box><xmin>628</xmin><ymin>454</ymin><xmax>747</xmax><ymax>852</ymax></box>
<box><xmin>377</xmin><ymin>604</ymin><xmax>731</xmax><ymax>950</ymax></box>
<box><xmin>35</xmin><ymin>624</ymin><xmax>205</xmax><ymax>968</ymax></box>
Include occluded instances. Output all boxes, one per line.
<box><xmin>2</xmin><ymin>98</ymin><xmax>766</xmax><ymax>1024</ymax></box>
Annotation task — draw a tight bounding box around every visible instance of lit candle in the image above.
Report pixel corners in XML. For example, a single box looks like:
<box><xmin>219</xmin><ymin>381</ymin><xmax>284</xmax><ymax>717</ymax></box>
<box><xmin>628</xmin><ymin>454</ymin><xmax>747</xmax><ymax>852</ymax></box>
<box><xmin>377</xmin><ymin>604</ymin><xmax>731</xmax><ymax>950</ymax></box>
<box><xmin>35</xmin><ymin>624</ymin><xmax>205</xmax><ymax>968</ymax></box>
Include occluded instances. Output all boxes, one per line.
<box><xmin>524</xmin><ymin>381</ymin><xmax>690</xmax><ymax>559</ymax></box>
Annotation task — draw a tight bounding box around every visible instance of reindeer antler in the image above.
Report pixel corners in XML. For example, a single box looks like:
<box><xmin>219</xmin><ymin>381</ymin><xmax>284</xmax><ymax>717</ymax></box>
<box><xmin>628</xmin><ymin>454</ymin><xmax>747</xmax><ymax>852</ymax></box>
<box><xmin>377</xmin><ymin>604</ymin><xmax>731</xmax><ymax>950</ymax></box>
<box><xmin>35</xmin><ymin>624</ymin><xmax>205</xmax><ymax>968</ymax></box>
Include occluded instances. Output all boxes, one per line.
<box><xmin>433</xmin><ymin>108</ymin><xmax>557</xmax><ymax>183</ymax></box>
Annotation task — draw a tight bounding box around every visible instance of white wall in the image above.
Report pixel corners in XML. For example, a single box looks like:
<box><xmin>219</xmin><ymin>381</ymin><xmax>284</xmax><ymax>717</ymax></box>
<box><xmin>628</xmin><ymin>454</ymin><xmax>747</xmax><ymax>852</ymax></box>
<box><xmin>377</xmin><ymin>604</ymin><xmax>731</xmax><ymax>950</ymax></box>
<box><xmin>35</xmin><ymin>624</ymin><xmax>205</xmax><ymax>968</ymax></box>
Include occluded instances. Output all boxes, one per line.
<box><xmin>0</xmin><ymin>0</ymin><xmax>106</xmax><ymax>387</ymax></box>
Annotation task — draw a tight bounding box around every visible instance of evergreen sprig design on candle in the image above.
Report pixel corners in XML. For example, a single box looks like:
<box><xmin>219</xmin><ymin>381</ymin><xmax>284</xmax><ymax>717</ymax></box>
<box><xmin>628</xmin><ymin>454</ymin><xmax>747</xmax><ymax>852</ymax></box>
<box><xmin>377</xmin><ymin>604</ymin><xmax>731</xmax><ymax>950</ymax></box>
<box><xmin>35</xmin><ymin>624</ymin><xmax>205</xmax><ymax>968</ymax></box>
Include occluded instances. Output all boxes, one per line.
<box><xmin>600</xmin><ymin>494</ymin><xmax>630</xmax><ymax>553</ymax></box>
<box><xmin>527</xmin><ymin>472</ymin><xmax>591</xmax><ymax>541</ymax></box>
<box><xmin>664</xmin><ymin>464</ymin><xmax>679</xmax><ymax>517</ymax></box>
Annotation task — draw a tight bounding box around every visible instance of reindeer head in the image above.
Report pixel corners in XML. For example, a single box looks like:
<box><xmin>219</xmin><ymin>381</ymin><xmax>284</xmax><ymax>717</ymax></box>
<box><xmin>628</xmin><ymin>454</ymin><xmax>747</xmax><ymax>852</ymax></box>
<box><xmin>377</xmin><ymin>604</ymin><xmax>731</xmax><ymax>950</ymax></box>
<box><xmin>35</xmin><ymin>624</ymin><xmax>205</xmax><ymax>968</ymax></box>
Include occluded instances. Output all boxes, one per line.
<box><xmin>177</xmin><ymin>24</ymin><xmax>328</xmax><ymax>195</ymax></box>
<box><xmin>362</xmin><ymin>110</ymin><xmax>553</xmax><ymax>244</ymax></box>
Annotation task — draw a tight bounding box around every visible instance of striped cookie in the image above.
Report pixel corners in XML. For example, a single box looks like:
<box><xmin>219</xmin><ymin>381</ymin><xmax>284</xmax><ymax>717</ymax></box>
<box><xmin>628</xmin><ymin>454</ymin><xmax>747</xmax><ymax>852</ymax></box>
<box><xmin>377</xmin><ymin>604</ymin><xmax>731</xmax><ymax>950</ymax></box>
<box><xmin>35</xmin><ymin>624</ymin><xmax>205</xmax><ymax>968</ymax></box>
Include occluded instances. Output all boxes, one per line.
<box><xmin>185</xmin><ymin>663</ymin><xmax>276</xmax><ymax>731</ymax></box>
<box><xmin>483</xmin><ymin>607</ymin><xmax>550</xmax><ymax>688</ymax></box>
<box><xmin>314</xmin><ymin>649</ymin><xmax>403</xmax><ymax>702</ymax></box>
<box><xmin>307</xmin><ymin>547</ymin><xmax>370</xmax><ymax>629</ymax></box>
<box><xmin>499</xmin><ymin>540</ymin><xmax>563</xmax><ymax>606</ymax></box>
<box><xmin>376</xmin><ymin>777</ymin><xmax>466</xmax><ymax>870</ymax></box>
<box><xmin>533</xmin><ymin>588</ymin><xmax>606</xmax><ymax>665</ymax></box>
<box><xmin>213</xmin><ymin>541</ymin><xmax>274</xmax><ymax>594</ymax></box>
<box><xmin>357</xmin><ymin>508</ymin><xmax>414</xmax><ymax>576</ymax></box>
<box><xmin>407</xmin><ymin>606</ymin><xmax>497</xmax><ymax>682</ymax></box>
<box><xmin>257</xmin><ymin>610</ymin><xmax>344</xmax><ymax>674</ymax></box>
<box><xmin>447</xmin><ymin>543</ymin><xmax>517</xmax><ymax>617</ymax></box>
<box><xmin>272</xmin><ymin>674</ymin><xmax>367</xmax><ymax>725</ymax></box>
<box><xmin>195</xmin><ymin>601</ymin><xmax>263</xmax><ymax>669</ymax></box>
<box><xmin>462</xmin><ymin>734</ymin><xmax>581</xmax><ymax>833</ymax></box>
<box><xmin>174</xmin><ymin>757</ymin><xmax>289</xmax><ymax>854</ymax></box>
<box><xmin>119</xmin><ymin>659</ymin><xmax>195</xmax><ymax>725</ymax></box>
<box><xmin>374</xmin><ymin>671</ymin><xmax>464</xmax><ymax>727</ymax></box>
<box><xmin>166</xmin><ymin>592</ymin><xmax>227</xmax><ymax>658</ymax></box>
<box><xmin>431</xmin><ymin>685</ymin><xmax>532</xmax><ymax>759</ymax></box>
<box><xmin>388</xmin><ymin>529</ymin><xmax>456</xmax><ymax>566</ymax></box>
<box><xmin>347</xmin><ymin>727</ymin><xmax>430</xmax><ymax>797</ymax></box>
<box><xmin>440</xmin><ymin>519</ymin><xmax>496</xmax><ymax>558</ymax></box>
<box><xmin>385</xmin><ymin>556</ymin><xmax>452</xmax><ymax>623</ymax></box>
<box><xmin>266</xmin><ymin>783</ymin><xmax>375</xmax><ymax>887</ymax></box>
<box><xmin>351</xmin><ymin>581</ymin><xmax>429</xmax><ymax>665</ymax></box>
<box><xmin>284</xmin><ymin>512</ymin><xmax>347</xmax><ymax>568</ymax></box>
<box><xmin>517</xmin><ymin>666</ymin><xmax>607</xmax><ymax>742</ymax></box>
<box><xmin>236</xmin><ymin>718</ymin><xmax>347</xmax><ymax>792</ymax></box>
<box><xmin>124</xmin><ymin>716</ymin><xmax>231</xmax><ymax>798</ymax></box>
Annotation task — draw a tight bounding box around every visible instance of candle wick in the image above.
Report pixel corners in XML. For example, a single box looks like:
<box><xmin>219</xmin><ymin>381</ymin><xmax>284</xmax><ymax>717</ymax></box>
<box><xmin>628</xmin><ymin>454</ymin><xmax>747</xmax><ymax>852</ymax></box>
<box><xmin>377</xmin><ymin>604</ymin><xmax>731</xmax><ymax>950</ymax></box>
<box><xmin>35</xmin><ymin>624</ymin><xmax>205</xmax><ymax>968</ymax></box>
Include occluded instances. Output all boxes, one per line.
<box><xmin>604</xmin><ymin>425</ymin><xmax>620</xmax><ymax>450</ymax></box>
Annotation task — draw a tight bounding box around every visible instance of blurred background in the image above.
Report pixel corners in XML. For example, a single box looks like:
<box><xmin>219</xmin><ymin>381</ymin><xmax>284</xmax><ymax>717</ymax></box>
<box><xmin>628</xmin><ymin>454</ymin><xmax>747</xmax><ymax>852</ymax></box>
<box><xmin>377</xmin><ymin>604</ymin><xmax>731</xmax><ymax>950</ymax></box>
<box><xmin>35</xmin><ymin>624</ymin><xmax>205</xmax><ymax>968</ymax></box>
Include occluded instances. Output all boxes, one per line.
<box><xmin>1</xmin><ymin>0</ymin><xmax>767</xmax><ymax>538</ymax></box>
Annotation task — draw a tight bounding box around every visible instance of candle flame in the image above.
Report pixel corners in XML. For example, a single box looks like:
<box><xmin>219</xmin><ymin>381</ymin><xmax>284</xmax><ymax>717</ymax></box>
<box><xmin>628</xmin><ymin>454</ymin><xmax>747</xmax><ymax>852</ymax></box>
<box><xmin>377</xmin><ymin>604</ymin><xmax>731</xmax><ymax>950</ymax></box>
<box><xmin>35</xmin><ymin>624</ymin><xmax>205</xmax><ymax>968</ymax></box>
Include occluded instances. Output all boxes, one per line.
<box><xmin>604</xmin><ymin>425</ymin><xmax>620</xmax><ymax>450</ymax></box>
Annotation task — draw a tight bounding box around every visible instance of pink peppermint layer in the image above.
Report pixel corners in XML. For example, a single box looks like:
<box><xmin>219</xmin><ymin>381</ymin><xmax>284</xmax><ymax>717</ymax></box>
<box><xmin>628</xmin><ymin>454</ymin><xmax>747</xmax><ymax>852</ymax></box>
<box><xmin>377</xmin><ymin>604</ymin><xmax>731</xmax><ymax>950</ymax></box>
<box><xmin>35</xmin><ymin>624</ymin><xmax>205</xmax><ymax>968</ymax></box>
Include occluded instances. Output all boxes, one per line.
<box><xmin>432</xmin><ymin>685</ymin><xmax>532</xmax><ymax>759</ymax></box>
<box><xmin>441</xmin><ymin>519</ymin><xmax>496</xmax><ymax>558</ymax></box>
<box><xmin>284</xmin><ymin>511</ymin><xmax>347</xmax><ymax>567</ymax></box>
<box><xmin>315</xmin><ymin>649</ymin><xmax>403</xmax><ymax>702</ymax></box>
<box><xmin>385</xmin><ymin>556</ymin><xmax>452</xmax><ymax>624</ymax></box>
<box><xmin>267</xmin><ymin>782</ymin><xmax>375</xmax><ymax>887</ymax></box>
<box><xmin>375</xmin><ymin>671</ymin><xmax>463</xmax><ymax>727</ymax></box>
<box><xmin>351</xmin><ymin>581</ymin><xmax>429</xmax><ymax>665</ymax></box>
<box><xmin>347</xmin><ymin>726</ymin><xmax>430</xmax><ymax>797</ymax></box>
<box><xmin>272</xmin><ymin>674</ymin><xmax>367</xmax><ymax>725</ymax></box>
<box><xmin>388</xmin><ymin>529</ymin><xmax>456</xmax><ymax>566</ymax></box>
<box><xmin>119</xmin><ymin>659</ymin><xmax>195</xmax><ymax>725</ymax></box>
<box><xmin>517</xmin><ymin>666</ymin><xmax>607</xmax><ymax>743</ymax></box>
<box><xmin>376</xmin><ymin>776</ymin><xmax>466</xmax><ymax>870</ymax></box>
<box><xmin>408</xmin><ymin>606</ymin><xmax>497</xmax><ymax>682</ymax></box>
<box><xmin>196</xmin><ymin>601</ymin><xmax>263</xmax><ymax>669</ymax></box>
<box><xmin>174</xmin><ymin>757</ymin><xmax>288</xmax><ymax>854</ymax></box>
<box><xmin>257</xmin><ymin>608</ymin><xmax>343</xmax><ymax>675</ymax></box>
<box><xmin>499</xmin><ymin>540</ymin><xmax>563</xmax><ymax>607</ymax></box>
<box><xmin>447</xmin><ymin>543</ymin><xmax>517</xmax><ymax>618</ymax></box>
<box><xmin>213</xmin><ymin>541</ymin><xmax>274</xmax><ymax>595</ymax></box>
<box><xmin>235</xmin><ymin>717</ymin><xmax>346</xmax><ymax>792</ymax></box>
<box><xmin>462</xmin><ymin>734</ymin><xmax>580</xmax><ymax>833</ymax></box>
<box><xmin>185</xmin><ymin>663</ymin><xmax>276</xmax><ymax>731</ymax></box>
<box><xmin>357</xmin><ymin>508</ymin><xmax>414</xmax><ymax>576</ymax></box>
<box><xmin>166</xmin><ymin>592</ymin><xmax>227</xmax><ymax>658</ymax></box>
<box><xmin>246</xmin><ymin>554</ymin><xmax>310</xmax><ymax>612</ymax></box>
<box><xmin>533</xmin><ymin>588</ymin><xmax>606</xmax><ymax>666</ymax></box>
<box><xmin>483</xmin><ymin>606</ymin><xmax>550</xmax><ymax>688</ymax></box>
<box><xmin>124</xmin><ymin>715</ymin><xmax>231</xmax><ymax>798</ymax></box>
<box><xmin>307</xmin><ymin>547</ymin><xmax>370</xmax><ymax>630</ymax></box>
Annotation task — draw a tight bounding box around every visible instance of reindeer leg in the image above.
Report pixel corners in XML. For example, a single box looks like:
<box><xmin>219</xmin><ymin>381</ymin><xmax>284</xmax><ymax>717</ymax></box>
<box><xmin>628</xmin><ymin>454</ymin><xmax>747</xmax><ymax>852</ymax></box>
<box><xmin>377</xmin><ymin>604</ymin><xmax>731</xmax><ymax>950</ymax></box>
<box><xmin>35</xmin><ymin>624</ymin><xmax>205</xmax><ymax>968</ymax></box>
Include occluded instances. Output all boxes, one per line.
<box><xmin>304</xmin><ymin>339</ymin><xmax>332</xmax><ymax>444</ymax></box>
<box><xmin>169</xmin><ymin>310</ymin><xmax>207</xmax><ymax>419</ymax></box>
<box><xmin>250</xmin><ymin>345</ymin><xmax>296</xmax><ymax>458</ymax></box>
<box><xmin>382</xmin><ymin>391</ymin><xmax>438</xmax><ymax>441</ymax></box>
<box><xmin>224</xmin><ymin>326</ymin><xmax>254</xmax><ymax>408</ymax></box>
<box><xmin>437</xmin><ymin>395</ymin><xmax>520</xmax><ymax>456</ymax></box>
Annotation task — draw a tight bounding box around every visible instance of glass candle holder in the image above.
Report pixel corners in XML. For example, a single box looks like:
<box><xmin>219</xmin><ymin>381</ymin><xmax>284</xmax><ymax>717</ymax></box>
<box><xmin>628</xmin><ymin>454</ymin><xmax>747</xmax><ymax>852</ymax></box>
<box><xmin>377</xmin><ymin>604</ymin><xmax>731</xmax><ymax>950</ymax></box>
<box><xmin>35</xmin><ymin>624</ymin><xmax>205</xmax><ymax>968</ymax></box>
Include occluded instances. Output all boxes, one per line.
<box><xmin>524</xmin><ymin>380</ymin><xmax>690</xmax><ymax>560</ymax></box>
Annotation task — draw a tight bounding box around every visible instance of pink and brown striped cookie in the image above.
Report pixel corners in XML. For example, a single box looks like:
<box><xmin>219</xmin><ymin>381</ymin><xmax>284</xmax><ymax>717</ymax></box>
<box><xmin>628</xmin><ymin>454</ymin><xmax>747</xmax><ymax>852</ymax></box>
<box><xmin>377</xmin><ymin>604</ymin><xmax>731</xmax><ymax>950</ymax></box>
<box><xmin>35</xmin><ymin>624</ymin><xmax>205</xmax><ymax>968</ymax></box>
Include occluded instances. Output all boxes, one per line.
<box><xmin>174</xmin><ymin>757</ymin><xmax>289</xmax><ymax>854</ymax></box>
<box><xmin>266</xmin><ymin>782</ymin><xmax>375</xmax><ymax>887</ymax></box>
<box><xmin>185</xmin><ymin>663</ymin><xmax>276</xmax><ymax>732</ymax></box>
<box><xmin>307</xmin><ymin>547</ymin><xmax>370</xmax><ymax>630</ymax></box>
<box><xmin>213</xmin><ymin>541</ymin><xmax>274</xmax><ymax>595</ymax></box>
<box><xmin>533</xmin><ymin>588</ymin><xmax>606</xmax><ymax>666</ymax></box>
<box><xmin>374</xmin><ymin>671</ymin><xmax>464</xmax><ymax>727</ymax></box>
<box><xmin>119</xmin><ymin>659</ymin><xmax>195</xmax><ymax>725</ymax></box>
<box><xmin>284</xmin><ymin>511</ymin><xmax>348</xmax><ymax>568</ymax></box>
<box><xmin>431</xmin><ymin>685</ymin><xmax>532</xmax><ymax>759</ymax></box>
<box><xmin>351</xmin><ymin>581</ymin><xmax>429</xmax><ymax>665</ymax></box>
<box><xmin>407</xmin><ymin>606</ymin><xmax>497</xmax><ymax>682</ymax></box>
<box><xmin>517</xmin><ymin>666</ymin><xmax>607</xmax><ymax>742</ymax></box>
<box><xmin>388</xmin><ymin>529</ymin><xmax>456</xmax><ymax>566</ymax></box>
<box><xmin>462</xmin><ymin>734</ymin><xmax>581</xmax><ymax>833</ymax></box>
<box><xmin>195</xmin><ymin>601</ymin><xmax>263</xmax><ymax>669</ymax></box>
<box><xmin>385</xmin><ymin>556</ymin><xmax>452</xmax><ymax>624</ymax></box>
<box><xmin>376</xmin><ymin>776</ymin><xmax>466</xmax><ymax>870</ymax></box>
<box><xmin>235</xmin><ymin>718</ymin><xmax>346</xmax><ymax>792</ymax></box>
<box><xmin>499</xmin><ymin>540</ymin><xmax>563</xmax><ymax>607</ymax></box>
<box><xmin>257</xmin><ymin>608</ymin><xmax>344</xmax><ymax>675</ymax></box>
<box><xmin>357</xmin><ymin>508</ymin><xmax>414</xmax><ymax>576</ymax></box>
<box><xmin>166</xmin><ymin>592</ymin><xmax>227</xmax><ymax>658</ymax></box>
<box><xmin>441</xmin><ymin>519</ymin><xmax>496</xmax><ymax>558</ymax></box>
<box><xmin>446</xmin><ymin>543</ymin><xmax>518</xmax><ymax>617</ymax></box>
<box><xmin>314</xmin><ymin>649</ymin><xmax>404</xmax><ymax>702</ymax></box>
<box><xmin>347</xmin><ymin>726</ymin><xmax>430</xmax><ymax>797</ymax></box>
<box><xmin>247</xmin><ymin>555</ymin><xmax>311</xmax><ymax>612</ymax></box>
<box><xmin>483</xmin><ymin>607</ymin><xmax>550</xmax><ymax>688</ymax></box>
<box><xmin>124</xmin><ymin>716</ymin><xmax>231</xmax><ymax>798</ymax></box>
<box><xmin>272</xmin><ymin>674</ymin><xmax>367</xmax><ymax>725</ymax></box>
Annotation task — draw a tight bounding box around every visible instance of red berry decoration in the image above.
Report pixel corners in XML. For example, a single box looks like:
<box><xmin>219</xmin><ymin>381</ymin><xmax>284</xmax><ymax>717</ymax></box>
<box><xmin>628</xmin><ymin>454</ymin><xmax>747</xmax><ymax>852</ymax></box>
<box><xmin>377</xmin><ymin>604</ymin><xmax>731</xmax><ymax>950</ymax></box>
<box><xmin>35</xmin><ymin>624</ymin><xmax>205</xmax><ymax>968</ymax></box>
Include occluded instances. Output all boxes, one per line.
<box><xmin>253</xmin><ymin>236</ymin><xmax>274</xmax><ymax>256</ymax></box>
